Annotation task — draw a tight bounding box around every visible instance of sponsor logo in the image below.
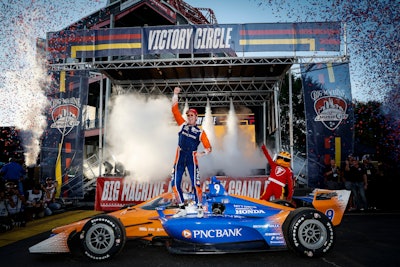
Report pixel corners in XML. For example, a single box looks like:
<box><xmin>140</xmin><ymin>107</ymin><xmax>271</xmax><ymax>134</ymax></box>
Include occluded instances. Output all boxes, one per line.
<box><xmin>50</xmin><ymin>101</ymin><xmax>80</xmax><ymax>136</ymax></box>
<box><xmin>275</xmin><ymin>166</ymin><xmax>286</xmax><ymax>176</ymax></box>
<box><xmin>270</xmin><ymin>240</ymin><xmax>285</xmax><ymax>244</ymax></box>
<box><xmin>263</xmin><ymin>232</ymin><xmax>281</xmax><ymax>236</ymax></box>
<box><xmin>236</xmin><ymin>209</ymin><xmax>265</xmax><ymax>214</ymax></box>
<box><xmin>182</xmin><ymin>229</ymin><xmax>192</xmax><ymax>238</ymax></box>
<box><xmin>182</xmin><ymin>228</ymin><xmax>243</xmax><ymax>239</ymax></box>
<box><xmin>265</xmin><ymin>224</ymin><xmax>280</xmax><ymax>228</ymax></box>
<box><xmin>313</xmin><ymin>96</ymin><xmax>348</xmax><ymax>130</ymax></box>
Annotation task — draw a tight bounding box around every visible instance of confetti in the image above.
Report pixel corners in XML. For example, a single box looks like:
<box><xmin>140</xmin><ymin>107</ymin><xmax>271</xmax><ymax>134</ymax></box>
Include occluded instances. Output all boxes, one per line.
<box><xmin>0</xmin><ymin>0</ymin><xmax>106</xmax><ymax>165</ymax></box>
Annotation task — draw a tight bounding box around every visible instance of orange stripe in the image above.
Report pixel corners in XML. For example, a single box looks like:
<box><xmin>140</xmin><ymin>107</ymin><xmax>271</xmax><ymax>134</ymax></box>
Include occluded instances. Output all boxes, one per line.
<box><xmin>324</xmin><ymin>137</ymin><xmax>330</xmax><ymax>149</ymax></box>
<box><xmin>68</xmin><ymin>81</ymin><xmax>74</xmax><ymax>91</ymax></box>
<box><xmin>65</xmin><ymin>157</ymin><xmax>71</xmax><ymax>168</ymax></box>
<box><xmin>324</xmin><ymin>154</ymin><xmax>331</xmax><ymax>165</ymax></box>
<box><xmin>65</xmin><ymin>142</ymin><xmax>71</xmax><ymax>153</ymax></box>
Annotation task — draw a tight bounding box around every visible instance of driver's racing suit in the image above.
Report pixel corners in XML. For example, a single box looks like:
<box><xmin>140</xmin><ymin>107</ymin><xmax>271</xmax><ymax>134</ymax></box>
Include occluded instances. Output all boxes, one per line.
<box><xmin>171</xmin><ymin>103</ymin><xmax>212</xmax><ymax>206</ymax></box>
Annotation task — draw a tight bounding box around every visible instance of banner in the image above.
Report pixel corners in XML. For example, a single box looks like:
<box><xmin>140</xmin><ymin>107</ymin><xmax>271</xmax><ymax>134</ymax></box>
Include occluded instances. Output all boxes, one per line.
<box><xmin>40</xmin><ymin>70</ymin><xmax>89</xmax><ymax>198</ymax></box>
<box><xmin>95</xmin><ymin>176</ymin><xmax>268</xmax><ymax>211</ymax></box>
<box><xmin>301</xmin><ymin>63</ymin><xmax>354</xmax><ymax>188</ymax></box>
<box><xmin>47</xmin><ymin>22</ymin><xmax>341</xmax><ymax>62</ymax></box>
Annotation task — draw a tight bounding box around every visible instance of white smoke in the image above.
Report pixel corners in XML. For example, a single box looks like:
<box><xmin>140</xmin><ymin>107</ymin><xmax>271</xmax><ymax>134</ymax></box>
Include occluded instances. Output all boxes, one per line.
<box><xmin>106</xmin><ymin>92</ymin><xmax>177</xmax><ymax>181</ymax></box>
<box><xmin>106</xmin><ymin>90</ymin><xmax>266</xmax><ymax>182</ymax></box>
<box><xmin>200</xmin><ymin>99</ymin><xmax>265</xmax><ymax>178</ymax></box>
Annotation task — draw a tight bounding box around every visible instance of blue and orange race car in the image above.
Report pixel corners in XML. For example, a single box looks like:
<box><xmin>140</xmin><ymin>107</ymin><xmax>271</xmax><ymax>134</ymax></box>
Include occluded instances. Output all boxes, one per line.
<box><xmin>29</xmin><ymin>176</ymin><xmax>350</xmax><ymax>261</ymax></box>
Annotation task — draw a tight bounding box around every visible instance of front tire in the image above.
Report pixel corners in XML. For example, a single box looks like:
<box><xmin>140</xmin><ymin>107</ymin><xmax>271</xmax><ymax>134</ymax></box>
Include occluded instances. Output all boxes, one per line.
<box><xmin>283</xmin><ymin>207</ymin><xmax>335</xmax><ymax>257</ymax></box>
<box><xmin>80</xmin><ymin>215</ymin><xmax>126</xmax><ymax>261</ymax></box>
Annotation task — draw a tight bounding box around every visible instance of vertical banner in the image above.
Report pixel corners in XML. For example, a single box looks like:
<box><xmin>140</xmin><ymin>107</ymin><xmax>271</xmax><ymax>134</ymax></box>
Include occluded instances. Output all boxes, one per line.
<box><xmin>41</xmin><ymin>70</ymin><xmax>89</xmax><ymax>198</ymax></box>
<box><xmin>301</xmin><ymin>63</ymin><xmax>354</xmax><ymax>188</ymax></box>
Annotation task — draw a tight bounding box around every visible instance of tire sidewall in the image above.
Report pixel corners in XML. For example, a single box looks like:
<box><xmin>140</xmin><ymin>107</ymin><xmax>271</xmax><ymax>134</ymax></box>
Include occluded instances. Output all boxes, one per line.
<box><xmin>283</xmin><ymin>207</ymin><xmax>335</xmax><ymax>257</ymax></box>
<box><xmin>81</xmin><ymin>215</ymin><xmax>126</xmax><ymax>261</ymax></box>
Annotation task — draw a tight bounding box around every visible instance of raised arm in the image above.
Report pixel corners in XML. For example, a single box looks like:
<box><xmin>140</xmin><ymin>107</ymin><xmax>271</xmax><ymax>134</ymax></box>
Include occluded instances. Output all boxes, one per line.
<box><xmin>261</xmin><ymin>144</ymin><xmax>274</xmax><ymax>165</ymax></box>
<box><xmin>171</xmin><ymin>87</ymin><xmax>185</xmax><ymax>125</ymax></box>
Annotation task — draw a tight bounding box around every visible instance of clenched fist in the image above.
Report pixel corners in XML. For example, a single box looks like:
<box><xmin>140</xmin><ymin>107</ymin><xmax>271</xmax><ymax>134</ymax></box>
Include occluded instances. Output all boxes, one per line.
<box><xmin>174</xmin><ymin>87</ymin><xmax>181</xmax><ymax>94</ymax></box>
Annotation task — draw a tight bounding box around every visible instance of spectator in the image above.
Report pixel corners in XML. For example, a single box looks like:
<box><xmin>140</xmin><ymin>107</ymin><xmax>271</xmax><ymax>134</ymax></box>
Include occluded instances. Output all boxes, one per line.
<box><xmin>324</xmin><ymin>159</ymin><xmax>342</xmax><ymax>190</ymax></box>
<box><xmin>0</xmin><ymin>157</ymin><xmax>26</xmax><ymax>195</ymax></box>
<box><xmin>0</xmin><ymin>188</ymin><xmax>14</xmax><ymax>232</ymax></box>
<box><xmin>5</xmin><ymin>182</ymin><xmax>26</xmax><ymax>227</ymax></box>
<box><xmin>342</xmin><ymin>155</ymin><xmax>356</xmax><ymax>211</ymax></box>
<box><xmin>349</xmin><ymin>159</ymin><xmax>368</xmax><ymax>211</ymax></box>
<box><xmin>25</xmin><ymin>184</ymin><xmax>45</xmax><ymax>220</ymax></box>
<box><xmin>362</xmin><ymin>155</ymin><xmax>378</xmax><ymax>210</ymax></box>
<box><xmin>42</xmin><ymin>177</ymin><xmax>62</xmax><ymax>216</ymax></box>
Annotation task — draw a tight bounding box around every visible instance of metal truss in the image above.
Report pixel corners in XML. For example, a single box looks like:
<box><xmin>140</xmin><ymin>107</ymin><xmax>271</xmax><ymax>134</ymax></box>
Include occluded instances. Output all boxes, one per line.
<box><xmin>48</xmin><ymin>56</ymin><xmax>297</xmax><ymax>71</ymax></box>
<box><xmin>49</xmin><ymin>55</ymin><xmax>347</xmax><ymax>107</ymax></box>
<box><xmin>118</xmin><ymin>78</ymin><xmax>277</xmax><ymax>107</ymax></box>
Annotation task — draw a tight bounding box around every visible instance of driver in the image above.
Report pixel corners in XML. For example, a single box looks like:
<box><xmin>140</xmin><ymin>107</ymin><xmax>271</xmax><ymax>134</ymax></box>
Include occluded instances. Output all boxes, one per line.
<box><xmin>170</xmin><ymin>87</ymin><xmax>212</xmax><ymax>218</ymax></box>
<box><xmin>260</xmin><ymin>144</ymin><xmax>294</xmax><ymax>202</ymax></box>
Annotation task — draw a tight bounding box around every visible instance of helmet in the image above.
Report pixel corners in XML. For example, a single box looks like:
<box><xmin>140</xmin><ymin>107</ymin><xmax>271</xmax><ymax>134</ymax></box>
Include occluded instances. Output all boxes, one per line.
<box><xmin>276</xmin><ymin>151</ymin><xmax>291</xmax><ymax>168</ymax></box>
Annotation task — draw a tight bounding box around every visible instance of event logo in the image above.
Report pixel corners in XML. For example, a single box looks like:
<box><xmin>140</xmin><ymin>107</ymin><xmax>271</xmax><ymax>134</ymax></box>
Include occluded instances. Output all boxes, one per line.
<box><xmin>50</xmin><ymin>101</ymin><xmax>80</xmax><ymax>136</ymax></box>
<box><xmin>314</xmin><ymin>96</ymin><xmax>348</xmax><ymax>130</ymax></box>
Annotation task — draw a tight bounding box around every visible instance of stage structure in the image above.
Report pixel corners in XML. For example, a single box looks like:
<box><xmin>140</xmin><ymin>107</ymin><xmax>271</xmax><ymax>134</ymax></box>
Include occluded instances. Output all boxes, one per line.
<box><xmin>41</xmin><ymin>0</ymin><xmax>349</xmax><ymax>199</ymax></box>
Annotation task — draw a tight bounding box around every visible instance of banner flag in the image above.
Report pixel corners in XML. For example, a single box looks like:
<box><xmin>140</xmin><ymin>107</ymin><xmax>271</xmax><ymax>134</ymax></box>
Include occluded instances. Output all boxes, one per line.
<box><xmin>301</xmin><ymin>63</ymin><xmax>354</xmax><ymax>188</ymax></box>
<box><xmin>41</xmin><ymin>70</ymin><xmax>89</xmax><ymax>198</ymax></box>
<box><xmin>95</xmin><ymin>176</ymin><xmax>267</xmax><ymax>211</ymax></box>
<box><xmin>47</xmin><ymin>22</ymin><xmax>340</xmax><ymax>62</ymax></box>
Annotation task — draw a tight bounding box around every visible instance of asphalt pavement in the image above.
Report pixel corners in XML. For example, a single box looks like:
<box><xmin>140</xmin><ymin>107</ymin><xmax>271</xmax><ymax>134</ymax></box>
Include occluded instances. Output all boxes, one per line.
<box><xmin>1</xmin><ymin>209</ymin><xmax>400</xmax><ymax>267</ymax></box>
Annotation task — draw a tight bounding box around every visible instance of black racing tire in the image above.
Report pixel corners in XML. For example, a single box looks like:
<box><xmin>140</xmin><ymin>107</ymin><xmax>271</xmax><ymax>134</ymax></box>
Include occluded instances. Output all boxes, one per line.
<box><xmin>282</xmin><ymin>207</ymin><xmax>335</xmax><ymax>258</ymax></box>
<box><xmin>80</xmin><ymin>214</ymin><xmax>126</xmax><ymax>261</ymax></box>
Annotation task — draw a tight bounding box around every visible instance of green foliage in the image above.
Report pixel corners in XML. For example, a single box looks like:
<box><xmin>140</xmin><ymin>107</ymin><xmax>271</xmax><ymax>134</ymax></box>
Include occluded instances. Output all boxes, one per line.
<box><xmin>279</xmin><ymin>73</ymin><xmax>306</xmax><ymax>154</ymax></box>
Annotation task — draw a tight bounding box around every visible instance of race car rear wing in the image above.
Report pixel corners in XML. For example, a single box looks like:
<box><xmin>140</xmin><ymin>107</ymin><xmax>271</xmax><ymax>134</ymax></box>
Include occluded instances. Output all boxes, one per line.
<box><xmin>294</xmin><ymin>189</ymin><xmax>350</xmax><ymax>226</ymax></box>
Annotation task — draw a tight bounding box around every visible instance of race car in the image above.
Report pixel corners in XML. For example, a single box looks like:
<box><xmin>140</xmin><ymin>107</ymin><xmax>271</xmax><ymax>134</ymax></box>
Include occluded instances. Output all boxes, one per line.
<box><xmin>158</xmin><ymin>176</ymin><xmax>350</xmax><ymax>257</ymax></box>
<box><xmin>29</xmin><ymin>176</ymin><xmax>350</xmax><ymax>260</ymax></box>
<box><xmin>29</xmin><ymin>191</ymin><xmax>182</xmax><ymax>260</ymax></box>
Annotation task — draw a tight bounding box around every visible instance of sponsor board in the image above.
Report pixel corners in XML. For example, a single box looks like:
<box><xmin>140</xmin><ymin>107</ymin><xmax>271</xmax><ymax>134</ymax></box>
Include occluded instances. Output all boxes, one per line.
<box><xmin>95</xmin><ymin>176</ymin><xmax>269</xmax><ymax>211</ymax></box>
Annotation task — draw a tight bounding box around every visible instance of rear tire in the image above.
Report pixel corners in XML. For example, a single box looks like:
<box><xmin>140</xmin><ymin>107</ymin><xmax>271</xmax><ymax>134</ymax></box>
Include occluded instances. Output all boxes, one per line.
<box><xmin>80</xmin><ymin>215</ymin><xmax>126</xmax><ymax>261</ymax></box>
<box><xmin>282</xmin><ymin>207</ymin><xmax>334</xmax><ymax>257</ymax></box>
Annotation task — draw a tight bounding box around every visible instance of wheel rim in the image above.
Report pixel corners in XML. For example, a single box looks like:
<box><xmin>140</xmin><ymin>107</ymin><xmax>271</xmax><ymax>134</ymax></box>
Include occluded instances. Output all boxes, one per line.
<box><xmin>297</xmin><ymin>219</ymin><xmax>327</xmax><ymax>249</ymax></box>
<box><xmin>85</xmin><ymin>223</ymin><xmax>115</xmax><ymax>254</ymax></box>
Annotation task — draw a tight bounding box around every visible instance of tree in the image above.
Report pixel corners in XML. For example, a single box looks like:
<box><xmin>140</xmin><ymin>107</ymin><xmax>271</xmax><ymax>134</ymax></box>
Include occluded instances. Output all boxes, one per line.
<box><xmin>279</xmin><ymin>73</ymin><xmax>306</xmax><ymax>155</ymax></box>
<box><xmin>353</xmin><ymin>100</ymin><xmax>400</xmax><ymax>164</ymax></box>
